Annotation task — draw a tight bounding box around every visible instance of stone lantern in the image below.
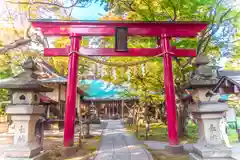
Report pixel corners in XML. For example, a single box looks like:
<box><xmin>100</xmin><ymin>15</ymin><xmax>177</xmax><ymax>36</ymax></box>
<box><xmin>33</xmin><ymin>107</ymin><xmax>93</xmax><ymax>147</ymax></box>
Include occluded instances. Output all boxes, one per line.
<box><xmin>0</xmin><ymin>57</ymin><xmax>53</xmax><ymax>159</ymax></box>
<box><xmin>187</xmin><ymin>56</ymin><xmax>233</xmax><ymax>160</ymax></box>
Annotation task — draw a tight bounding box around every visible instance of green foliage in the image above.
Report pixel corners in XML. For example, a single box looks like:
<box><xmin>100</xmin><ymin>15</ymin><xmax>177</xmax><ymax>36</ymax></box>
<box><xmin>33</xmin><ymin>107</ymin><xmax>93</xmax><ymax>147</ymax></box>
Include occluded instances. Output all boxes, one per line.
<box><xmin>227</xmin><ymin>100</ymin><xmax>240</xmax><ymax>116</ymax></box>
<box><xmin>100</xmin><ymin>0</ymin><xmax>240</xmax><ymax>110</ymax></box>
<box><xmin>0</xmin><ymin>68</ymin><xmax>12</xmax><ymax>115</ymax></box>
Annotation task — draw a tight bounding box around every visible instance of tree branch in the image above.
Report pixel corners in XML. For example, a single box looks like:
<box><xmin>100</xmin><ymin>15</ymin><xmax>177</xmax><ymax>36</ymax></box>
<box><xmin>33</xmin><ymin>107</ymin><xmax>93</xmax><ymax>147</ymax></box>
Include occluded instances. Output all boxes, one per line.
<box><xmin>168</xmin><ymin>0</ymin><xmax>177</xmax><ymax>21</ymax></box>
<box><xmin>197</xmin><ymin>7</ymin><xmax>232</xmax><ymax>55</ymax></box>
<box><xmin>142</xmin><ymin>0</ymin><xmax>155</xmax><ymax>21</ymax></box>
<box><xmin>157</xmin><ymin>0</ymin><xmax>173</xmax><ymax>21</ymax></box>
<box><xmin>5</xmin><ymin>0</ymin><xmax>89</xmax><ymax>9</ymax></box>
<box><xmin>0</xmin><ymin>38</ymin><xmax>31</xmax><ymax>54</ymax></box>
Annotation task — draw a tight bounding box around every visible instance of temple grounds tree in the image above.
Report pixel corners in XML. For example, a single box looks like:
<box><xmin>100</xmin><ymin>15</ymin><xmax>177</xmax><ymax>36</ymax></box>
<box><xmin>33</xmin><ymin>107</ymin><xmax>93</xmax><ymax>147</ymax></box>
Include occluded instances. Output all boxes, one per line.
<box><xmin>100</xmin><ymin>0</ymin><xmax>240</xmax><ymax>137</ymax></box>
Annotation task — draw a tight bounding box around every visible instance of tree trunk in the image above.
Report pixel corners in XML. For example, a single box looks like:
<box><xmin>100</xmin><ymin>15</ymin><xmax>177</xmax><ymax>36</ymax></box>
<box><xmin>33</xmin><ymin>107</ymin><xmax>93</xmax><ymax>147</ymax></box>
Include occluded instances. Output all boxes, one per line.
<box><xmin>77</xmin><ymin>104</ymin><xmax>82</xmax><ymax>146</ymax></box>
<box><xmin>177</xmin><ymin>102</ymin><xmax>188</xmax><ymax>137</ymax></box>
<box><xmin>145</xmin><ymin>107</ymin><xmax>150</xmax><ymax>140</ymax></box>
<box><xmin>155</xmin><ymin>107</ymin><xmax>159</xmax><ymax>120</ymax></box>
<box><xmin>133</xmin><ymin>105</ymin><xmax>136</xmax><ymax>125</ymax></box>
<box><xmin>86</xmin><ymin>122</ymin><xmax>90</xmax><ymax>136</ymax></box>
<box><xmin>135</xmin><ymin>106</ymin><xmax>140</xmax><ymax>137</ymax></box>
<box><xmin>86</xmin><ymin>105</ymin><xmax>91</xmax><ymax>138</ymax></box>
<box><xmin>159</xmin><ymin>103</ymin><xmax>167</xmax><ymax>124</ymax></box>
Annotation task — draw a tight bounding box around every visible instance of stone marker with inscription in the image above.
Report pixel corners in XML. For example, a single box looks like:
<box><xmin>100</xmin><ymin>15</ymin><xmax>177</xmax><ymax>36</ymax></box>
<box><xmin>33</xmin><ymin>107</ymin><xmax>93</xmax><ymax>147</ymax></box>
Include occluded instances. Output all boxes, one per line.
<box><xmin>0</xmin><ymin>57</ymin><xmax>53</xmax><ymax>159</ymax></box>
<box><xmin>187</xmin><ymin>56</ymin><xmax>234</xmax><ymax>160</ymax></box>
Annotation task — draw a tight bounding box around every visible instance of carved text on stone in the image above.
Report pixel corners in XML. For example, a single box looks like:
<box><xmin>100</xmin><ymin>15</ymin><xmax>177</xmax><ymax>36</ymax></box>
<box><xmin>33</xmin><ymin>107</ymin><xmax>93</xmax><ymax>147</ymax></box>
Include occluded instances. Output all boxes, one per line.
<box><xmin>17</xmin><ymin>125</ymin><xmax>26</xmax><ymax>143</ymax></box>
<box><xmin>19</xmin><ymin>125</ymin><xmax>25</xmax><ymax>133</ymax></box>
<box><xmin>209</xmin><ymin>124</ymin><xmax>218</xmax><ymax>141</ymax></box>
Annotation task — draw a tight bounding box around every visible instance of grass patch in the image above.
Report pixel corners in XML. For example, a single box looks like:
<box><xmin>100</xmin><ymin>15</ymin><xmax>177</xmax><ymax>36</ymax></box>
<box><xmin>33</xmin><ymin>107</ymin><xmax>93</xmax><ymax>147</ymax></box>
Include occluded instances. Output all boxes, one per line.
<box><xmin>150</xmin><ymin>150</ymin><xmax>189</xmax><ymax>160</ymax></box>
<box><xmin>125</xmin><ymin>121</ymin><xmax>198</xmax><ymax>144</ymax></box>
<box><xmin>88</xmin><ymin>135</ymin><xmax>101</xmax><ymax>141</ymax></box>
<box><xmin>228</xmin><ymin>129</ymin><xmax>239</xmax><ymax>143</ymax></box>
<box><xmin>47</xmin><ymin>135</ymin><xmax>100</xmax><ymax>160</ymax></box>
<box><xmin>145</xmin><ymin>146</ymin><xmax>189</xmax><ymax>160</ymax></box>
<box><xmin>85</xmin><ymin>145</ymin><xmax>97</xmax><ymax>152</ymax></box>
<box><xmin>126</xmin><ymin>121</ymin><xmax>239</xmax><ymax>144</ymax></box>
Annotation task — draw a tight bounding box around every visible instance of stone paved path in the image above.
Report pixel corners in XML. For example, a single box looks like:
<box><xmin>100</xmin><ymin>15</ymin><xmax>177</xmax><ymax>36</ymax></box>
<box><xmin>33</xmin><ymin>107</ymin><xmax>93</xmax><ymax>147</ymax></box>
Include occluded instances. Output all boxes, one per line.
<box><xmin>94</xmin><ymin>120</ymin><xmax>153</xmax><ymax>160</ymax></box>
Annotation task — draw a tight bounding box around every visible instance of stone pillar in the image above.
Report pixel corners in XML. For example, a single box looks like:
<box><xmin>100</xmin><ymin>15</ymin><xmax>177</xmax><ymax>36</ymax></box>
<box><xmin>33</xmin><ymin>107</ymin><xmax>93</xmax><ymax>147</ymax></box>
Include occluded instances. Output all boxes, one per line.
<box><xmin>112</xmin><ymin>102</ymin><xmax>114</xmax><ymax>115</ymax></box>
<box><xmin>47</xmin><ymin>105</ymin><xmax>50</xmax><ymax>118</ymax></box>
<box><xmin>4</xmin><ymin>91</ymin><xmax>45</xmax><ymax>158</ymax></box>
<box><xmin>108</xmin><ymin>104</ymin><xmax>111</xmax><ymax>118</ymax></box>
<box><xmin>105</xmin><ymin>105</ymin><xmax>107</xmax><ymax>114</ymax></box>
<box><xmin>116</xmin><ymin>101</ymin><xmax>119</xmax><ymax>114</ymax></box>
<box><xmin>121</xmin><ymin>100</ymin><xmax>124</xmax><ymax>119</ymax></box>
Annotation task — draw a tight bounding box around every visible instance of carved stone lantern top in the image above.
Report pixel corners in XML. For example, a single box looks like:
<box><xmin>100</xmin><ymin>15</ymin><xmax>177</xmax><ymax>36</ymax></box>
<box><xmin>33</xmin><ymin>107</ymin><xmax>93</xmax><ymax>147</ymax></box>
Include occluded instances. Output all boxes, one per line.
<box><xmin>192</xmin><ymin>55</ymin><xmax>210</xmax><ymax>65</ymax></box>
<box><xmin>0</xmin><ymin>57</ymin><xmax>53</xmax><ymax>92</ymax></box>
<box><xmin>188</xmin><ymin>56</ymin><xmax>219</xmax><ymax>89</ymax></box>
<box><xmin>185</xmin><ymin>56</ymin><xmax>221</xmax><ymax>105</ymax></box>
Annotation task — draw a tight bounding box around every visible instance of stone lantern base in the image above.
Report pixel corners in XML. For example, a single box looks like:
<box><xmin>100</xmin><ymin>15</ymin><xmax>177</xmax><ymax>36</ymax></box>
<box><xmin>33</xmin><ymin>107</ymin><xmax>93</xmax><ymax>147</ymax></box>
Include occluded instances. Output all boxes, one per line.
<box><xmin>3</xmin><ymin>105</ymin><xmax>45</xmax><ymax>159</ymax></box>
<box><xmin>4</xmin><ymin>144</ymin><xmax>42</xmax><ymax>158</ymax></box>
<box><xmin>3</xmin><ymin>151</ymin><xmax>50</xmax><ymax>160</ymax></box>
<box><xmin>189</xmin><ymin>102</ymin><xmax>234</xmax><ymax>160</ymax></box>
<box><xmin>189</xmin><ymin>145</ymin><xmax>233</xmax><ymax>160</ymax></box>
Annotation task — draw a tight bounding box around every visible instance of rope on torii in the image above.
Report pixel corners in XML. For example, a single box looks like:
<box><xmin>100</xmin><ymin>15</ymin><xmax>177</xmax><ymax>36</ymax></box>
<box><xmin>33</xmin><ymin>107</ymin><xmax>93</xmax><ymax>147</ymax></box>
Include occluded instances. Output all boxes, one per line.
<box><xmin>141</xmin><ymin>64</ymin><xmax>145</xmax><ymax>76</ymax></box>
<box><xmin>112</xmin><ymin>67</ymin><xmax>117</xmax><ymax>80</ymax></box>
<box><xmin>127</xmin><ymin>67</ymin><xmax>131</xmax><ymax>81</ymax></box>
<box><xmin>69</xmin><ymin>50</ymin><xmax>170</xmax><ymax>80</ymax></box>
<box><xmin>68</xmin><ymin>51</ymin><xmax>173</xmax><ymax>67</ymax></box>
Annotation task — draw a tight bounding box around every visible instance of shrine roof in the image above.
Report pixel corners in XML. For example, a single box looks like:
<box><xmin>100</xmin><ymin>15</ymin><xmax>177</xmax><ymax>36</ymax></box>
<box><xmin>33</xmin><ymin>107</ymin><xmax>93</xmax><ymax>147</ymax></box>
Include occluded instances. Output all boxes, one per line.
<box><xmin>40</xmin><ymin>77</ymin><xmax>68</xmax><ymax>84</ymax></box>
<box><xmin>34</xmin><ymin>59</ymin><xmax>64</xmax><ymax>79</ymax></box>
<box><xmin>218</xmin><ymin>94</ymin><xmax>240</xmax><ymax>102</ymax></box>
<box><xmin>217</xmin><ymin>70</ymin><xmax>240</xmax><ymax>77</ymax></box>
<box><xmin>41</xmin><ymin>77</ymin><xmax>87</xmax><ymax>96</ymax></box>
<box><xmin>211</xmin><ymin>69</ymin><xmax>240</xmax><ymax>93</ymax></box>
<box><xmin>212</xmin><ymin>76</ymin><xmax>240</xmax><ymax>93</ymax></box>
<box><xmin>33</xmin><ymin>59</ymin><xmax>87</xmax><ymax>96</ymax></box>
<box><xmin>40</xmin><ymin>94</ymin><xmax>58</xmax><ymax>104</ymax></box>
<box><xmin>80</xmin><ymin>79</ymin><xmax>136</xmax><ymax>101</ymax></box>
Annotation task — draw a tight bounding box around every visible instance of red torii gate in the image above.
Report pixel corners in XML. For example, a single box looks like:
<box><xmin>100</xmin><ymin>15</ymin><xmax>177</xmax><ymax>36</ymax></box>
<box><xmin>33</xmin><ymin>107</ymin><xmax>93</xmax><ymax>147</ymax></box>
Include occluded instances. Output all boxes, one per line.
<box><xmin>30</xmin><ymin>20</ymin><xmax>207</xmax><ymax>149</ymax></box>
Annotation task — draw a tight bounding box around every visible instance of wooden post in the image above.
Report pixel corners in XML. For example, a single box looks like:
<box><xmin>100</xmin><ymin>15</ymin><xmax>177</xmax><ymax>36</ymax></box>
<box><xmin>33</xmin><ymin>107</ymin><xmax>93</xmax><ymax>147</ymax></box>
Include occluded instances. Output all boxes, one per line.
<box><xmin>160</xmin><ymin>35</ymin><xmax>179</xmax><ymax>145</ymax></box>
<box><xmin>63</xmin><ymin>34</ymin><xmax>81</xmax><ymax>147</ymax></box>
<box><xmin>108</xmin><ymin>104</ymin><xmax>111</xmax><ymax>118</ymax></box>
<box><xmin>121</xmin><ymin>100</ymin><xmax>124</xmax><ymax>120</ymax></box>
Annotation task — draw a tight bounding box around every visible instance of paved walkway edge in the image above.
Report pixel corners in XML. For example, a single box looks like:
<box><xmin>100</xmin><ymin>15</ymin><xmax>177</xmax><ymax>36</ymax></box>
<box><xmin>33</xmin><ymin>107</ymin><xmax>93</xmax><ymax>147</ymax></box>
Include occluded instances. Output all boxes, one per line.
<box><xmin>92</xmin><ymin>121</ymin><xmax>108</xmax><ymax>160</ymax></box>
<box><xmin>94</xmin><ymin>120</ymin><xmax>153</xmax><ymax>160</ymax></box>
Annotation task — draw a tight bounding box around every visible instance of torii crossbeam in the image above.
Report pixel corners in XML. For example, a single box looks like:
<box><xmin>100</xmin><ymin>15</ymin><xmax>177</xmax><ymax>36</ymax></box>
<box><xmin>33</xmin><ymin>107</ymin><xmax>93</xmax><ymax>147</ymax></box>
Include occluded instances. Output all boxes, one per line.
<box><xmin>31</xmin><ymin>20</ymin><xmax>207</xmax><ymax>151</ymax></box>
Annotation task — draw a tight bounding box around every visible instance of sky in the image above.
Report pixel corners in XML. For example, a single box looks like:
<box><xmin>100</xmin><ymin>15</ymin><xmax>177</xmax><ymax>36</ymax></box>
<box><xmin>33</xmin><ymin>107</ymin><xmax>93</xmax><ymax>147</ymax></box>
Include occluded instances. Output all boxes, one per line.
<box><xmin>71</xmin><ymin>1</ymin><xmax>107</xmax><ymax>20</ymax></box>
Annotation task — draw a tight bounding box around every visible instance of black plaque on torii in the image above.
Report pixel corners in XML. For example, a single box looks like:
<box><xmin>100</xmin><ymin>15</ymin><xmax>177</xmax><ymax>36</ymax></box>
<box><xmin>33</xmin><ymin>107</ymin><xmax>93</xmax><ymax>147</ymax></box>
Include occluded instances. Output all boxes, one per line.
<box><xmin>115</xmin><ymin>27</ymin><xmax>128</xmax><ymax>52</ymax></box>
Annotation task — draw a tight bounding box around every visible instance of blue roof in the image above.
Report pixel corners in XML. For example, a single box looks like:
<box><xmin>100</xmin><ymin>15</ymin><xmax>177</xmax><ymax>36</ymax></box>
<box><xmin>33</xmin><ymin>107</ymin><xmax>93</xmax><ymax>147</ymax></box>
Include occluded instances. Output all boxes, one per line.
<box><xmin>40</xmin><ymin>77</ymin><xmax>67</xmax><ymax>83</ymax></box>
<box><xmin>79</xmin><ymin>79</ymin><xmax>132</xmax><ymax>100</ymax></box>
<box><xmin>220</xmin><ymin>94</ymin><xmax>230</xmax><ymax>101</ymax></box>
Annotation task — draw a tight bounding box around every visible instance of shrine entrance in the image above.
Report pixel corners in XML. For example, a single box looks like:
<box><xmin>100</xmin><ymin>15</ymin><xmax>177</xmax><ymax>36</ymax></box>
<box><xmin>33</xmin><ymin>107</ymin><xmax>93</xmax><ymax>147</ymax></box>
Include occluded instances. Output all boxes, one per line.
<box><xmin>31</xmin><ymin>20</ymin><xmax>207</xmax><ymax>149</ymax></box>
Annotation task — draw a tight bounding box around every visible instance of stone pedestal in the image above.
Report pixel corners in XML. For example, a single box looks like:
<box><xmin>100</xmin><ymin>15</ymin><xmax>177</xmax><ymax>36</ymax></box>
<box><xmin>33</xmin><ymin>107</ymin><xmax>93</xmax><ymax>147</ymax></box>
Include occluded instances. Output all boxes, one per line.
<box><xmin>4</xmin><ymin>91</ymin><xmax>45</xmax><ymax>158</ymax></box>
<box><xmin>189</xmin><ymin>102</ymin><xmax>233</xmax><ymax>160</ymax></box>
